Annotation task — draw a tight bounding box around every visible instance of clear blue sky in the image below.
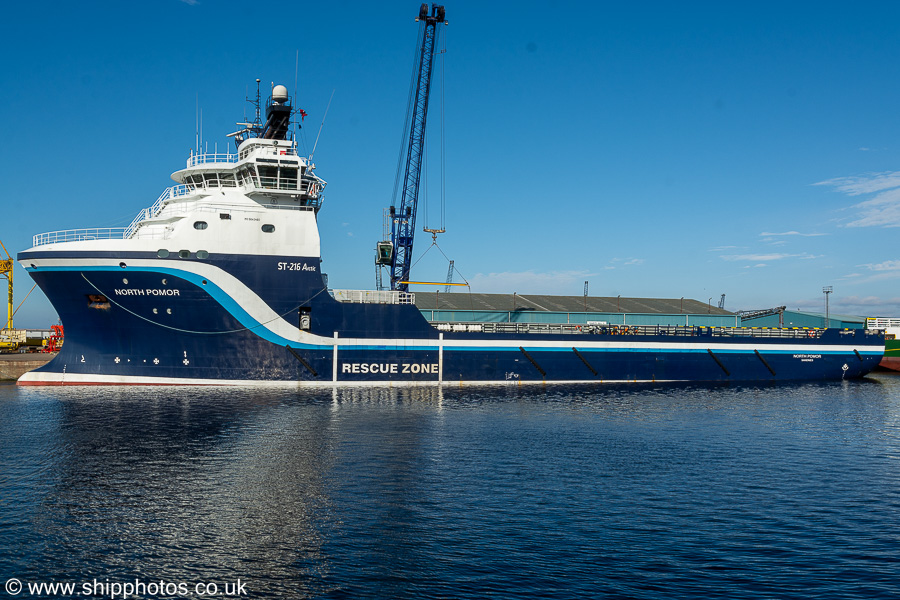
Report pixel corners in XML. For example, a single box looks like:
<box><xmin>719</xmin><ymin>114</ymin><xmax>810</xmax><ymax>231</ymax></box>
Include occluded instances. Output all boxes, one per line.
<box><xmin>4</xmin><ymin>1</ymin><xmax>900</xmax><ymax>327</ymax></box>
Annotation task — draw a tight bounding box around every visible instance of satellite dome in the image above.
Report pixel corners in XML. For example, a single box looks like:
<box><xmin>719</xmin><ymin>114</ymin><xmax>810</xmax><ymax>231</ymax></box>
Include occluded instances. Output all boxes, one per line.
<box><xmin>272</xmin><ymin>85</ymin><xmax>289</xmax><ymax>103</ymax></box>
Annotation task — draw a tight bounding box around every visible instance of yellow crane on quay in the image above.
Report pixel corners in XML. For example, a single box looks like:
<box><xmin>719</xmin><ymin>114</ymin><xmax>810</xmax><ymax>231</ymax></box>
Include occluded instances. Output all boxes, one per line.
<box><xmin>1</xmin><ymin>239</ymin><xmax>54</xmax><ymax>353</ymax></box>
<box><xmin>1</xmin><ymin>240</ymin><xmax>18</xmax><ymax>352</ymax></box>
<box><xmin>1</xmin><ymin>240</ymin><xmax>12</xmax><ymax>329</ymax></box>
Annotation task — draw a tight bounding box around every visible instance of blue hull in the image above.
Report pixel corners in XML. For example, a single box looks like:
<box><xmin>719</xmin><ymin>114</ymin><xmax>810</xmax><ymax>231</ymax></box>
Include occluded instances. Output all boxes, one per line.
<box><xmin>18</xmin><ymin>251</ymin><xmax>885</xmax><ymax>385</ymax></box>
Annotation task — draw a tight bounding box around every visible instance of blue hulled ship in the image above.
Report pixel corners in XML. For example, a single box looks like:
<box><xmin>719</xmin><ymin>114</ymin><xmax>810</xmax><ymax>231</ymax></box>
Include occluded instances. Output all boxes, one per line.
<box><xmin>16</xmin><ymin>83</ymin><xmax>884</xmax><ymax>385</ymax></box>
<box><xmin>16</xmin><ymin>6</ymin><xmax>885</xmax><ymax>386</ymax></box>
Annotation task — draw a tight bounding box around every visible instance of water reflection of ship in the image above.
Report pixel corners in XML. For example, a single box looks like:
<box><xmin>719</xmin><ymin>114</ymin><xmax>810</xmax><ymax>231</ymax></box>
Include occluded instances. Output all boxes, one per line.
<box><xmin>24</xmin><ymin>389</ymin><xmax>331</xmax><ymax>595</ymax></box>
<box><xmin>14</xmin><ymin>386</ymin><xmax>463</xmax><ymax>595</ymax></box>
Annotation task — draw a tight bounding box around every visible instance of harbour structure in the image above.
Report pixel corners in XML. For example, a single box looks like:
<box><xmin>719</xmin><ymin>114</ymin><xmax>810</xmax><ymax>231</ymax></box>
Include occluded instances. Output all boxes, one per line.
<box><xmin>742</xmin><ymin>309</ymin><xmax>868</xmax><ymax>330</ymax></box>
<box><xmin>14</xmin><ymin>5</ymin><xmax>885</xmax><ymax>386</ymax></box>
<box><xmin>867</xmin><ymin>318</ymin><xmax>900</xmax><ymax>372</ymax></box>
<box><xmin>415</xmin><ymin>293</ymin><xmax>739</xmax><ymax>327</ymax></box>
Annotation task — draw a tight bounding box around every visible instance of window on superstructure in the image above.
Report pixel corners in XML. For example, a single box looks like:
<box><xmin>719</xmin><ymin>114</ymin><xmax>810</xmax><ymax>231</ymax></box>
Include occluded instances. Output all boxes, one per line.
<box><xmin>262</xmin><ymin>224</ymin><xmax>275</xmax><ymax>233</ymax></box>
<box><xmin>258</xmin><ymin>165</ymin><xmax>278</xmax><ymax>189</ymax></box>
<box><xmin>179</xmin><ymin>250</ymin><xmax>191</xmax><ymax>259</ymax></box>
<box><xmin>239</xmin><ymin>166</ymin><xmax>259</xmax><ymax>187</ymax></box>
<box><xmin>204</xmin><ymin>173</ymin><xmax>219</xmax><ymax>188</ymax></box>
<box><xmin>157</xmin><ymin>249</ymin><xmax>169</xmax><ymax>258</ymax></box>
<box><xmin>281</xmin><ymin>167</ymin><xmax>298</xmax><ymax>190</ymax></box>
<box><xmin>220</xmin><ymin>173</ymin><xmax>235</xmax><ymax>188</ymax></box>
<box><xmin>193</xmin><ymin>221</ymin><xmax>208</xmax><ymax>230</ymax></box>
<box><xmin>197</xmin><ymin>250</ymin><xmax>209</xmax><ymax>259</ymax></box>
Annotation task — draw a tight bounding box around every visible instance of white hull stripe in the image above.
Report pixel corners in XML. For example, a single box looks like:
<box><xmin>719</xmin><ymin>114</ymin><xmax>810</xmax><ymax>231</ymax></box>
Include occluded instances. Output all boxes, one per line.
<box><xmin>17</xmin><ymin>370</ymin><xmax>682</xmax><ymax>387</ymax></box>
<box><xmin>25</xmin><ymin>259</ymin><xmax>884</xmax><ymax>356</ymax></box>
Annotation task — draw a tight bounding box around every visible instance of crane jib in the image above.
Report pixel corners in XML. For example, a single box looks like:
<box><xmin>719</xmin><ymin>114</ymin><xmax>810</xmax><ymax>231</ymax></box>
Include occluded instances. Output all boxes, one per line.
<box><xmin>389</xmin><ymin>4</ymin><xmax>446</xmax><ymax>293</ymax></box>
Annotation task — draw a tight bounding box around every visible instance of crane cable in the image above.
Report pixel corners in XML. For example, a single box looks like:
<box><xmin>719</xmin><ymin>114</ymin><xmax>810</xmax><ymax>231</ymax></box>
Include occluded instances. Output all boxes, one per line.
<box><xmin>409</xmin><ymin>236</ymin><xmax>469</xmax><ymax>288</ymax></box>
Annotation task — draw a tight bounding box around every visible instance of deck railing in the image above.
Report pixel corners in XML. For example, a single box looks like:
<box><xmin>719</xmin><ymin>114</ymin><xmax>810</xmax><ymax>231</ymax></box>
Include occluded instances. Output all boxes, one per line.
<box><xmin>33</xmin><ymin>228</ymin><xmax>128</xmax><ymax>247</ymax></box>
<box><xmin>187</xmin><ymin>152</ymin><xmax>237</xmax><ymax>167</ymax></box>
<box><xmin>428</xmin><ymin>322</ymin><xmax>876</xmax><ymax>339</ymax></box>
<box><xmin>124</xmin><ymin>185</ymin><xmax>201</xmax><ymax>238</ymax></box>
<box><xmin>331</xmin><ymin>290</ymin><xmax>415</xmax><ymax>305</ymax></box>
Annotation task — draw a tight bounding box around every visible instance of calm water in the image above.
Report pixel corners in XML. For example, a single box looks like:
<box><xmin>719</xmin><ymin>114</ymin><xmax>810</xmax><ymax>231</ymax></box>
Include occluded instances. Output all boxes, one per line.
<box><xmin>1</xmin><ymin>376</ymin><xmax>900</xmax><ymax>599</ymax></box>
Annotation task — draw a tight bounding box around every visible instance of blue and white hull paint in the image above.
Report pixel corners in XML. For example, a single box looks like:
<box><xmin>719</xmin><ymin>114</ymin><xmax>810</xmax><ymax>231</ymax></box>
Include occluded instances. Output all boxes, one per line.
<box><xmin>17</xmin><ymin>83</ymin><xmax>884</xmax><ymax>386</ymax></box>
<box><xmin>17</xmin><ymin>250</ymin><xmax>884</xmax><ymax>386</ymax></box>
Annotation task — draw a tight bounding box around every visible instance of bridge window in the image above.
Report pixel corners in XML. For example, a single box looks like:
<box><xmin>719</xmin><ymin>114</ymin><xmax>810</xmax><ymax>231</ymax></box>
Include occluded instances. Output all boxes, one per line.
<box><xmin>258</xmin><ymin>165</ymin><xmax>278</xmax><ymax>189</ymax></box>
<box><xmin>237</xmin><ymin>166</ymin><xmax>256</xmax><ymax>187</ymax></box>
<box><xmin>281</xmin><ymin>167</ymin><xmax>298</xmax><ymax>190</ymax></box>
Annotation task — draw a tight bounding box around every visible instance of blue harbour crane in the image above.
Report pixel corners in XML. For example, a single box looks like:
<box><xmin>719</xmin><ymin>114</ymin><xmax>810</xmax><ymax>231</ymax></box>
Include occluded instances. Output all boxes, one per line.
<box><xmin>376</xmin><ymin>3</ymin><xmax>447</xmax><ymax>292</ymax></box>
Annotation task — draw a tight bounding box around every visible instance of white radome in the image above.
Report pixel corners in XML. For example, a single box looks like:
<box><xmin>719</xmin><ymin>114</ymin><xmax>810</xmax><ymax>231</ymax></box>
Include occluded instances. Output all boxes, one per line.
<box><xmin>273</xmin><ymin>85</ymin><xmax>289</xmax><ymax>102</ymax></box>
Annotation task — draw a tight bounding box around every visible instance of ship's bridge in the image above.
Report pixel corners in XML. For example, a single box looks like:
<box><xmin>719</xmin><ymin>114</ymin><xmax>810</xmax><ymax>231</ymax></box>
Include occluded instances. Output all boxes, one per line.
<box><xmin>170</xmin><ymin>137</ymin><xmax>325</xmax><ymax>205</ymax></box>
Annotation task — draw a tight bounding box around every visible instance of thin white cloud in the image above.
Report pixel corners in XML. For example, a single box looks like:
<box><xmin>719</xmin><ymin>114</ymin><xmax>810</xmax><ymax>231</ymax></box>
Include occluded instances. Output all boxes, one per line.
<box><xmin>759</xmin><ymin>231</ymin><xmax>826</xmax><ymax>237</ymax></box>
<box><xmin>815</xmin><ymin>171</ymin><xmax>900</xmax><ymax>196</ymax></box>
<box><xmin>604</xmin><ymin>257</ymin><xmax>645</xmax><ymax>269</ymax></box>
<box><xmin>721</xmin><ymin>252</ymin><xmax>819</xmax><ymax>262</ymax></box>
<box><xmin>840</xmin><ymin>295</ymin><xmax>900</xmax><ymax>308</ymax></box>
<box><xmin>836</xmin><ymin>260</ymin><xmax>900</xmax><ymax>284</ymax></box>
<box><xmin>467</xmin><ymin>269</ymin><xmax>594</xmax><ymax>294</ymax></box>
<box><xmin>861</xmin><ymin>260</ymin><xmax>900</xmax><ymax>272</ymax></box>
<box><xmin>817</xmin><ymin>171</ymin><xmax>900</xmax><ymax>227</ymax></box>
<box><xmin>845</xmin><ymin>188</ymin><xmax>900</xmax><ymax>227</ymax></box>
<box><xmin>805</xmin><ymin>295</ymin><xmax>900</xmax><ymax>317</ymax></box>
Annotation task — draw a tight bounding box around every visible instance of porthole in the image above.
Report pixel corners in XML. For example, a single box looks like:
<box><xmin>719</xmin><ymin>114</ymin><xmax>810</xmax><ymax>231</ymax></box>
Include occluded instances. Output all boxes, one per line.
<box><xmin>179</xmin><ymin>250</ymin><xmax>191</xmax><ymax>259</ymax></box>
<box><xmin>193</xmin><ymin>221</ymin><xmax>208</xmax><ymax>230</ymax></box>
<box><xmin>152</xmin><ymin>308</ymin><xmax>158</xmax><ymax>314</ymax></box>
<box><xmin>122</xmin><ymin>278</ymin><xmax>128</xmax><ymax>285</ymax></box>
<box><xmin>201</xmin><ymin>280</ymin><xmax>207</xmax><ymax>285</ymax></box>
<box><xmin>166</xmin><ymin>308</ymin><xmax>172</xmax><ymax>315</ymax></box>
<box><xmin>119</xmin><ymin>262</ymin><xmax>127</xmax><ymax>268</ymax></box>
<box><xmin>197</xmin><ymin>250</ymin><xmax>209</xmax><ymax>259</ymax></box>
<box><xmin>157</xmin><ymin>249</ymin><xmax>169</xmax><ymax>258</ymax></box>
<box><xmin>261</xmin><ymin>224</ymin><xmax>275</xmax><ymax>233</ymax></box>
<box><xmin>161</xmin><ymin>278</ymin><xmax>167</xmax><ymax>285</ymax></box>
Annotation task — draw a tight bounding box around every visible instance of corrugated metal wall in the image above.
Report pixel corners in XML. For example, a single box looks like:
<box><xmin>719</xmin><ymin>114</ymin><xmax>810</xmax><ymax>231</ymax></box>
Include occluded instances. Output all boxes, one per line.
<box><xmin>421</xmin><ymin>310</ymin><xmax>741</xmax><ymax>327</ymax></box>
<box><xmin>741</xmin><ymin>310</ymin><xmax>866</xmax><ymax>329</ymax></box>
